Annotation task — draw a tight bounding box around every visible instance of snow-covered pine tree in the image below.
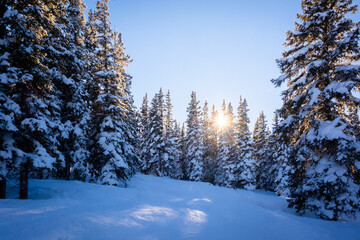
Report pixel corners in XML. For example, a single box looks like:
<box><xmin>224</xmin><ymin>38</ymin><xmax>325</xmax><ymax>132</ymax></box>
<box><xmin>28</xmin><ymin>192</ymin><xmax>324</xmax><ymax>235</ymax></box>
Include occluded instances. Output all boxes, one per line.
<box><xmin>0</xmin><ymin>0</ymin><xmax>66</xmax><ymax>198</ymax></box>
<box><xmin>235</xmin><ymin>97</ymin><xmax>256</xmax><ymax>190</ymax></box>
<box><xmin>215</xmin><ymin>101</ymin><xmax>227</xmax><ymax>185</ymax></box>
<box><xmin>257</xmin><ymin>111</ymin><xmax>280</xmax><ymax>191</ymax></box>
<box><xmin>252</xmin><ymin>111</ymin><xmax>269</xmax><ymax>188</ymax></box>
<box><xmin>0</xmin><ymin>0</ymin><xmax>12</xmax><ymax>198</ymax></box>
<box><xmin>112</xmin><ymin>31</ymin><xmax>139</xmax><ymax>179</ymax></box>
<box><xmin>218</xmin><ymin>102</ymin><xmax>238</xmax><ymax>187</ymax></box>
<box><xmin>209</xmin><ymin>104</ymin><xmax>220</xmax><ymax>183</ymax></box>
<box><xmin>46</xmin><ymin>0</ymin><xmax>91</xmax><ymax>181</ymax></box>
<box><xmin>273</xmin><ymin>0</ymin><xmax>360</xmax><ymax>220</ymax></box>
<box><xmin>64</xmin><ymin>0</ymin><xmax>91</xmax><ymax>181</ymax></box>
<box><xmin>87</xmin><ymin>0</ymin><xmax>135</xmax><ymax>186</ymax></box>
<box><xmin>201</xmin><ymin>101</ymin><xmax>217</xmax><ymax>183</ymax></box>
<box><xmin>139</xmin><ymin>93</ymin><xmax>151</xmax><ymax>171</ymax></box>
<box><xmin>172</xmin><ymin>121</ymin><xmax>184</xmax><ymax>179</ymax></box>
<box><xmin>0</xmin><ymin>1</ymin><xmax>13</xmax><ymax>198</ymax></box>
<box><xmin>185</xmin><ymin>91</ymin><xmax>204</xmax><ymax>181</ymax></box>
<box><xmin>141</xmin><ymin>89</ymin><xmax>166</xmax><ymax>176</ymax></box>
<box><xmin>164</xmin><ymin>90</ymin><xmax>179</xmax><ymax>178</ymax></box>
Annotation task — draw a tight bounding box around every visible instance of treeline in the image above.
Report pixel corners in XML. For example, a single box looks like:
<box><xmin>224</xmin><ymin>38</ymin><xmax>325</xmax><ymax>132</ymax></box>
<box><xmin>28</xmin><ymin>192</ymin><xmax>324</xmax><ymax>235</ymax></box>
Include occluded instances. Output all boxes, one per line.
<box><xmin>138</xmin><ymin>89</ymin><xmax>273</xmax><ymax>191</ymax></box>
<box><xmin>0</xmin><ymin>0</ymin><xmax>138</xmax><ymax>199</ymax></box>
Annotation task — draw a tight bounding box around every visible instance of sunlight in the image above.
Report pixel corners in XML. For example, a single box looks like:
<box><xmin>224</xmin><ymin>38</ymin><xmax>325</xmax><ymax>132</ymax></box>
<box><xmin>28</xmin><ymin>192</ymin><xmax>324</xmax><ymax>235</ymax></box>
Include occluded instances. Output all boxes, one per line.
<box><xmin>215</xmin><ymin>113</ymin><xmax>229</xmax><ymax>131</ymax></box>
<box><xmin>185</xmin><ymin>209</ymin><xmax>207</xmax><ymax>224</ymax></box>
<box><xmin>131</xmin><ymin>205</ymin><xmax>178</xmax><ymax>222</ymax></box>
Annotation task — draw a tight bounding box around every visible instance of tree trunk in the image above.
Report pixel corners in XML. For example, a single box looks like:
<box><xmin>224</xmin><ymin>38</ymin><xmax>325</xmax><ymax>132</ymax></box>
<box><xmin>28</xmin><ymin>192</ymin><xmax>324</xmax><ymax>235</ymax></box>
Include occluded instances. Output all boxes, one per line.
<box><xmin>19</xmin><ymin>164</ymin><xmax>29</xmax><ymax>199</ymax></box>
<box><xmin>0</xmin><ymin>178</ymin><xmax>6</xmax><ymax>199</ymax></box>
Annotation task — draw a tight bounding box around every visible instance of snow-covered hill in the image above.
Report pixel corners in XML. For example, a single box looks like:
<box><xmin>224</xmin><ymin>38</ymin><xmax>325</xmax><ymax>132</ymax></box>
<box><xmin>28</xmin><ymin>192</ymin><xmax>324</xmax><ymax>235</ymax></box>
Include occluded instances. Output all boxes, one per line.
<box><xmin>0</xmin><ymin>174</ymin><xmax>359</xmax><ymax>240</ymax></box>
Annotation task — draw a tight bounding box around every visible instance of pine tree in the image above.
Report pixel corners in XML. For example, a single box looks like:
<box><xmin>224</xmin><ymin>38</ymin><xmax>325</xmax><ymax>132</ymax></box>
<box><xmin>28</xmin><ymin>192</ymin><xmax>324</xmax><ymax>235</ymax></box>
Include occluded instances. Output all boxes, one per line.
<box><xmin>215</xmin><ymin>101</ymin><xmax>228</xmax><ymax>185</ymax></box>
<box><xmin>0</xmin><ymin>0</ymin><xmax>68</xmax><ymax>198</ymax></box>
<box><xmin>139</xmin><ymin>93</ymin><xmax>151</xmax><ymax>171</ymax></box>
<box><xmin>273</xmin><ymin>0</ymin><xmax>360</xmax><ymax>220</ymax></box>
<box><xmin>172</xmin><ymin>121</ymin><xmax>184</xmax><ymax>179</ymax></box>
<box><xmin>141</xmin><ymin>89</ymin><xmax>166</xmax><ymax>176</ymax></box>
<box><xmin>87</xmin><ymin>0</ymin><xmax>136</xmax><ymax>186</ymax></box>
<box><xmin>164</xmin><ymin>90</ymin><xmax>179</xmax><ymax>178</ymax></box>
<box><xmin>46</xmin><ymin>0</ymin><xmax>91</xmax><ymax>181</ymax></box>
<box><xmin>185</xmin><ymin>91</ymin><xmax>203</xmax><ymax>181</ymax></box>
<box><xmin>258</xmin><ymin>111</ymin><xmax>280</xmax><ymax>191</ymax></box>
<box><xmin>209</xmin><ymin>105</ymin><xmax>220</xmax><ymax>183</ymax></box>
<box><xmin>201</xmin><ymin>101</ymin><xmax>217</xmax><ymax>183</ymax></box>
<box><xmin>0</xmin><ymin>0</ymin><xmax>13</xmax><ymax>199</ymax></box>
<box><xmin>235</xmin><ymin>97</ymin><xmax>256</xmax><ymax>190</ymax></box>
<box><xmin>218</xmin><ymin>102</ymin><xmax>238</xmax><ymax>187</ymax></box>
<box><xmin>112</xmin><ymin>31</ymin><xmax>139</xmax><ymax>181</ymax></box>
<box><xmin>252</xmin><ymin>111</ymin><xmax>268</xmax><ymax>187</ymax></box>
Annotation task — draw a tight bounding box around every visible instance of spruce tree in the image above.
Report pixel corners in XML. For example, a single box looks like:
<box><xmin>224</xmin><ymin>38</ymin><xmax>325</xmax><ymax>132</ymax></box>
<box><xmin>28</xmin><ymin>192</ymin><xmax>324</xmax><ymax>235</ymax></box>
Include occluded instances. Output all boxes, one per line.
<box><xmin>172</xmin><ymin>121</ymin><xmax>184</xmax><ymax>179</ymax></box>
<box><xmin>252</xmin><ymin>111</ymin><xmax>268</xmax><ymax>187</ymax></box>
<box><xmin>141</xmin><ymin>90</ymin><xmax>166</xmax><ymax>176</ymax></box>
<box><xmin>218</xmin><ymin>102</ymin><xmax>238</xmax><ymax>187</ymax></box>
<box><xmin>112</xmin><ymin>31</ymin><xmax>139</xmax><ymax>180</ymax></box>
<box><xmin>185</xmin><ymin>91</ymin><xmax>203</xmax><ymax>181</ymax></box>
<box><xmin>139</xmin><ymin>93</ymin><xmax>151</xmax><ymax>172</ymax></box>
<box><xmin>258</xmin><ymin>111</ymin><xmax>280</xmax><ymax>191</ymax></box>
<box><xmin>273</xmin><ymin>0</ymin><xmax>360</xmax><ymax>219</ymax></box>
<box><xmin>164</xmin><ymin>90</ymin><xmax>179</xmax><ymax>178</ymax></box>
<box><xmin>201</xmin><ymin>101</ymin><xmax>217</xmax><ymax>183</ymax></box>
<box><xmin>0</xmin><ymin>0</ymin><xmax>66</xmax><ymax>199</ymax></box>
<box><xmin>87</xmin><ymin>0</ymin><xmax>136</xmax><ymax>185</ymax></box>
<box><xmin>46</xmin><ymin>0</ymin><xmax>91</xmax><ymax>180</ymax></box>
<box><xmin>215</xmin><ymin>101</ymin><xmax>228</xmax><ymax>185</ymax></box>
<box><xmin>235</xmin><ymin>97</ymin><xmax>256</xmax><ymax>190</ymax></box>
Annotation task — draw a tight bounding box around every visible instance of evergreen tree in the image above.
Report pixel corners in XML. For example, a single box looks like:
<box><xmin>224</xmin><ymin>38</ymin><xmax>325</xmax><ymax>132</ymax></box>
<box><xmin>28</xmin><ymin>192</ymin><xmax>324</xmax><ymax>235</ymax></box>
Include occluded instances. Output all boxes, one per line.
<box><xmin>185</xmin><ymin>92</ymin><xmax>203</xmax><ymax>181</ymax></box>
<box><xmin>139</xmin><ymin>93</ymin><xmax>150</xmax><ymax>171</ymax></box>
<box><xmin>201</xmin><ymin>101</ymin><xmax>217</xmax><ymax>183</ymax></box>
<box><xmin>0</xmin><ymin>0</ymin><xmax>13</xmax><ymax>199</ymax></box>
<box><xmin>46</xmin><ymin>0</ymin><xmax>91</xmax><ymax>181</ymax></box>
<box><xmin>235</xmin><ymin>97</ymin><xmax>256</xmax><ymax>190</ymax></box>
<box><xmin>252</xmin><ymin>111</ymin><xmax>268</xmax><ymax>187</ymax></box>
<box><xmin>63</xmin><ymin>0</ymin><xmax>92</xmax><ymax>181</ymax></box>
<box><xmin>0</xmin><ymin>0</ymin><xmax>66</xmax><ymax>198</ymax></box>
<box><xmin>172</xmin><ymin>121</ymin><xmax>184</xmax><ymax>179</ymax></box>
<box><xmin>208</xmin><ymin>104</ymin><xmax>220</xmax><ymax>183</ymax></box>
<box><xmin>215</xmin><ymin>101</ymin><xmax>228</xmax><ymax>185</ymax></box>
<box><xmin>218</xmin><ymin>102</ymin><xmax>238</xmax><ymax>187</ymax></box>
<box><xmin>164</xmin><ymin>90</ymin><xmax>179</xmax><ymax>178</ymax></box>
<box><xmin>141</xmin><ymin>89</ymin><xmax>166</xmax><ymax>176</ymax></box>
<box><xmin>258</xmin><ymin>111</ymin><xmax>280</xmax><ymax>191</ymax></box>
<box><xmin>273</xmin><ymin>0</ymin><xmax>360</xmax><ymax>220</ymax></box>
<box><xmin>112</xmin><ymin>31</ymin><xmax>139</xmax><ymax>180</ymax></box>
<box><xmin>87</xmin><ymin>0</ymin><xmax>135</xmax><ymax>186</ymax></box>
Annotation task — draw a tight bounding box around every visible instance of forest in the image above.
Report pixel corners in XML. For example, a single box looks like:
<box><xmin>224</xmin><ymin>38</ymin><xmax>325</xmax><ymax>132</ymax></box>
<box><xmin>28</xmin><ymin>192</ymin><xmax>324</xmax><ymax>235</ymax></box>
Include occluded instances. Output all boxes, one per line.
<box><xmin>0</xmin><ymin>0</ymin><xmax>360</xmax><ymax>226</ymax></box>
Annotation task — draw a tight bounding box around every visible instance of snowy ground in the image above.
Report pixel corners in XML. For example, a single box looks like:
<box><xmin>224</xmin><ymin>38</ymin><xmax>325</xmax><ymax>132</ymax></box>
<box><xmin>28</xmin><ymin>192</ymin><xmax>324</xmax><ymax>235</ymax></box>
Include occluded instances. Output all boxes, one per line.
<box><xmin>0</xmin><ymin>174</ymin><xmax>359</xmax><ymax>240</ymax></box>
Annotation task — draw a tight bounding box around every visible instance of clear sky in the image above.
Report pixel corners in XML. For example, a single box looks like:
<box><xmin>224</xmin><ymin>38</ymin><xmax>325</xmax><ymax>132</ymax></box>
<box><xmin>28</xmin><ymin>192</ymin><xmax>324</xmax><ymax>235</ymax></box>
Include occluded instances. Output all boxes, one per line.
<box><xmin>84</xmin><ymin>0</ymin><xmax>360</xmax><ymax>129</ymax></box>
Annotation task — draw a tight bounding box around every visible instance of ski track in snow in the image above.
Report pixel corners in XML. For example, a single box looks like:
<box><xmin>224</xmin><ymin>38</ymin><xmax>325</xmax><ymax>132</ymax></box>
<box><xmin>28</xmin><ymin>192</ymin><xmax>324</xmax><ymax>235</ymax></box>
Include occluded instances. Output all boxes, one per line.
<box><xmin>0</xmin><ymin>174</ymin><xmax>359</xmax><ymax>240</ymax></box>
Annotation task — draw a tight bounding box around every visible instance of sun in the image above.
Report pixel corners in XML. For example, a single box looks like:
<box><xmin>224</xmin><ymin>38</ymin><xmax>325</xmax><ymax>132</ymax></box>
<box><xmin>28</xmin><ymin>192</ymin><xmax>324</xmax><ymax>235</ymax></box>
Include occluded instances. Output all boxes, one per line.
<box><xmin>215</xmin><ymin>113</ymin><xmax>229</xmax><ymax>131</ymax></box>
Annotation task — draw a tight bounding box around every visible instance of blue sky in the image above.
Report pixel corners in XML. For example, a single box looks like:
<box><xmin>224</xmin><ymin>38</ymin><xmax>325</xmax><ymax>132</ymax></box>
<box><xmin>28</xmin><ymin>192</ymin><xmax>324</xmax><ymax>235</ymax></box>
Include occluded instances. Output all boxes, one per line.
<box><xmin>85</xmin><ymin>0</ymin><xmax>360</xmax><ymax>129</ymax></box>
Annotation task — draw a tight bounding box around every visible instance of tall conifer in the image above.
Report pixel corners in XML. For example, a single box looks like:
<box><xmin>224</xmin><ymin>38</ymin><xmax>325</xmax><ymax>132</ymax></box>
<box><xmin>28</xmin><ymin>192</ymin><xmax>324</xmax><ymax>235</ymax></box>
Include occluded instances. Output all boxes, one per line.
<box><xmin>273</xmin><ymin>0</ymin><xmax>360</xmax><ymax>219</ymax></box>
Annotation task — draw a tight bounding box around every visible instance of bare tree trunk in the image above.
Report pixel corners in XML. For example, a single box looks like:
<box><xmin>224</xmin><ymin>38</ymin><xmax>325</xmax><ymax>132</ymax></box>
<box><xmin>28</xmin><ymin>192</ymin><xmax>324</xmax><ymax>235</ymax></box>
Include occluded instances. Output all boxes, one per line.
<box><xmin>0</xmin><ymin>178</ymin><xmax>6</xmax><ymax>199</ymax></box>
<box><xmin>19</xmin><ymin>164</ymin><xmax>29</xmax><ymax>199</ymax></box>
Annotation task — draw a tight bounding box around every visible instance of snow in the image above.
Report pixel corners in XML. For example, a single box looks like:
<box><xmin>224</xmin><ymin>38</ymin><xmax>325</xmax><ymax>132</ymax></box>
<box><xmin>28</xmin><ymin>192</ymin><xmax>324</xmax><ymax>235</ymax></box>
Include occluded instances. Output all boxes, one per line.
<box><xmin>0</xmin><ymin>174</ymin><xmax>359</xmax><ymax>240</ymax></box>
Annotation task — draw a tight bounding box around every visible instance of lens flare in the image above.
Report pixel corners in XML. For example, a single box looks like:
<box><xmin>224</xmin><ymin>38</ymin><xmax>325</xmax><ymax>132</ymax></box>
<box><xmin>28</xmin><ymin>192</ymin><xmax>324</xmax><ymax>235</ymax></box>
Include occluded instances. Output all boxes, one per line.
<box><xmin>215</xmin><ymin>113</ymin><xmax>229</xmax><ymax>130</ymax></box>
